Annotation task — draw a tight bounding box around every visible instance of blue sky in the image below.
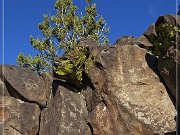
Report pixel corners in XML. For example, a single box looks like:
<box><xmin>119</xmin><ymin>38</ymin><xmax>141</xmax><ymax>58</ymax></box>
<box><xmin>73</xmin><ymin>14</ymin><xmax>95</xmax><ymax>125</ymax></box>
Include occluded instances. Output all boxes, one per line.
<box><xmin>1</xmin><ymin>0</ymin><xmax>177</xmax><ymax>65</ymax></box>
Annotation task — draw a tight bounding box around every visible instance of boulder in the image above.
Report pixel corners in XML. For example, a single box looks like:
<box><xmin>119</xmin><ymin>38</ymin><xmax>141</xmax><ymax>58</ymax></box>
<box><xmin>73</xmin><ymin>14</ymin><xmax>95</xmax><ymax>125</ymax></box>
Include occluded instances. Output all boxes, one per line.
<box><xmin>137</xmin><ymin>35</ymin><xmax>153</xmax><ymax>50</ymax></box>
<box><xmin>0</xmin><ymin>96</ymin><xmax>40</xmax><ymax>135</ymax></box>
<box><xmin>155</xmin><ymin>14</ymin><xmax>180</xmax><ymax>28</ymax></box>
<box><xmin>144</xmin><ymin>14</ymin><xmax>180</xmax><ymax>56</ymax></box>
<box><xmin>0</xmin><ymin>65</ymin><xmax>49</xmax><ymax>107</ymax></box>
<box><xmin>87</xmin><ymin>45</ymin><xmax>176</xmax><ymax>134</ymax></box>
<box><xmin>39</xmin><ymin>83</ymin><xmax>92</xmax><ymax>135</ymax></box>
<box><xmin>115</xmin><ymin>35</ymin><xmax>153</xmax><ymax>51</ymax></box>
<box><xmin>158</xmin><ymin>45</ymin><xmax>180</xmax><ymax>102</ymax></box>
<box><xmin>144</xmin><ymin>14</ymin><xmax>180</xmax><ymax>103</ymax></box>
<box><xmin>144</xmin><ymin>23</ymin><xmax>157</xmax><ymax>37</ymax></box>
<box><xmin>115</xmin><ymin>36</ymin><xmax>137</xmax><ymax>45</ymax></box>
<box><xmin>88</xmin><ymin>98</ymin><xmax>156</xmax><ymax>135</ymax></box>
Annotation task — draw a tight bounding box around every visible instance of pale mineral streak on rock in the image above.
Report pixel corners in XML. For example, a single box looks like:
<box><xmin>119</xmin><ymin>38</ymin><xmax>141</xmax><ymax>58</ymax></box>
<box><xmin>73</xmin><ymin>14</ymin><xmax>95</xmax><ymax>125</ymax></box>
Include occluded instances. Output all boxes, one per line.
<box><xmin>39</xmin><ymin>85</ymin><xmax>91</xmax><ymax>135</ymax></box>
<box><xmin>100</xmin><ymin>45</ymin><xmax>176</xmax><ymax>134</ymax></box>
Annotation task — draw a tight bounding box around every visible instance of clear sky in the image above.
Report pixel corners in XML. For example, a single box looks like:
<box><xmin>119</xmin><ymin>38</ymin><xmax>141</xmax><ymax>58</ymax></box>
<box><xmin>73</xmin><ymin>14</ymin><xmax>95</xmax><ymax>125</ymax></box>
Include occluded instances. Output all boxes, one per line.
<box><xmin>1</xmin><ymin>0</ymin><xmax>177</xmax><ymax>65</ymax></box>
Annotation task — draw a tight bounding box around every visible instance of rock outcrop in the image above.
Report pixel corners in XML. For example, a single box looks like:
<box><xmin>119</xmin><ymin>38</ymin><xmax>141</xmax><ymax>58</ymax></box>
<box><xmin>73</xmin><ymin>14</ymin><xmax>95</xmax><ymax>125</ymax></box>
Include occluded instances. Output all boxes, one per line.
<box><xmin>0</xmin><ymin>14</ymin><xmax>178</xmax><ymax>135</ymax></box>
<box><xmin>0</xmin><ymin>65</ymin><xmax>50</xmax><ymax>107</ymax></box>
<box><xmin>0</xmin><ymin>96</ymin><xmax>40</xmax><ymax>135</ymax></box>
<box><xmin>95</xmin><ymin>45</ymin><xmax>176</xmax><ymax>134</ymax></box>
<box><xmin>144</xmin><ymin>14</ymin><xmax>180</xmax><ymax>105</ymax></box>
<box><xmin>115</xmin><ymin>35</ymin><xmax>153</xmax><ymax>51</ymax></box>
<box><xmin>39</xmin><ymin>84</ymin><xmax>91</xmax><ymax>135</ymax></box>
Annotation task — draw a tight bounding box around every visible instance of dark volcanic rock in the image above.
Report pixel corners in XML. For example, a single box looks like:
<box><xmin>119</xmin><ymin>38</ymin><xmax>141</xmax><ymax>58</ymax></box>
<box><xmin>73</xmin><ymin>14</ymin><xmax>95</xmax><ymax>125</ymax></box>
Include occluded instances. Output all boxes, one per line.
<box><xmin>155</xmin><ymin>14</ymin><xmax>180</xmax><ymax>28</ymax></box>
<box><xmin>156</xmin><ymin>15</ymin><xmax>180</xmax><ymax>102</ymax></box>
<box><xmin>115</xmin><ymin>35</ymin><xmax>153</xmax><ymax>51</ymax></box>
<box><xmin>144</xmin><ymin>23</ymin><xmax>157</xmax><ymax>37</ymax></box>
<box><xmin>88</xmin><ymin>97</ymin><xmax>156</xmax><ymax>135</ymax></box>
<box><xmin>86</xmin><ymin>45</ymin><xmax>176</xmax><ymax>135</ymax></box>
<box><xmin>115</xmin><ymin>36</ymin><xmax>137</xmax><ymax>45</ymax></box>
<box><xmin>137</xmin><ymin>35</ymin><xmax>153</xmax><ymax>50</ymax></box>
<box><xmin>39</xmin><ymin>84</ymin><xmax>91</xmax><ymax>135</ymax></box>
<box><xmin>0</xmin><ymin>65</ymin><xmax>49</xmax><ymax>106</ymax></box>
<box><xmin>144</xmin><ymin>14</ymin><xmax>180</xmax><ymax>103</ymax></box>
<box><xmin>144</xmin><ymin>14</ymin><xmax>180</xmax><ymax>55</ymax></box>
<box><xmin>0</xmin><ymin>96</ymin><xmax>40</xmax><ymax>135</ymax></box>
<box><xmin>158</xmin><ymin>45</ymin><xmax>180</xmax><ymax>102</ymax></box>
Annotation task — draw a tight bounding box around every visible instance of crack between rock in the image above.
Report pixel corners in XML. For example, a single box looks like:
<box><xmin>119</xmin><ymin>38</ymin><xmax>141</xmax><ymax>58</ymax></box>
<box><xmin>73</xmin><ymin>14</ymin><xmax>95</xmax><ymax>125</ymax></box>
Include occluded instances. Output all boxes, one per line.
<box><xmin>87</xmin><ymin>122</ymin><xmax>94</xmax><ymax>135</ymax></box>
<box><xmin>9</xmin><ymin>125</ymin><xmax>23</xmax><ymax>135</ymax></box>
<box><xmin>36</xmin><ymin>107</ymin><xmax>44</xmax><ymax>135</ymax></box>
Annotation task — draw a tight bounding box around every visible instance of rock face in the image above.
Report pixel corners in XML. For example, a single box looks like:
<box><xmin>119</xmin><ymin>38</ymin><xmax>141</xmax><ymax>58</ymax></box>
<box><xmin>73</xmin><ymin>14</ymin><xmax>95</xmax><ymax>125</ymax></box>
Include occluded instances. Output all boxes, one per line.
<box><xmin>0</xmin><ymin>65</ymin><xmax>49</xmax><ymax>107</ymax></box>
<box><xmin>39</xmin><ymin>83</ymin><xmax>91</xmax><ymax>135</ymax></box>
<box><xmin>0</xmin><ymin>96</ymin><xmax>40</xmax><ymax>135</ymax></box>
<box><xmin>144</xmin><ymin>14</ymin><xmax>180</xmax><ymax>104</ymax></box>
<box><xmin>107</xmin><ymin>45</ymin><xmax>175</xmax><ymax>133</ymax></box>
<box><xmin>0</xmin><ymin>78</ymin><xmax>9</xmax><ymax>96</ymax></box>
<box><xmin>0</xmin><ymin>14</ymin><xmax>178</xmax><ymax>135</ymax></box>
<box><xmin>115</xmin><ymin>35</ymin><xmax>153</xmax><ymax>51</ymax></box>
<box><xmin>158</xmin><ymin>45</ymin><xmax>180</xmax><ymax>102</ymax></box>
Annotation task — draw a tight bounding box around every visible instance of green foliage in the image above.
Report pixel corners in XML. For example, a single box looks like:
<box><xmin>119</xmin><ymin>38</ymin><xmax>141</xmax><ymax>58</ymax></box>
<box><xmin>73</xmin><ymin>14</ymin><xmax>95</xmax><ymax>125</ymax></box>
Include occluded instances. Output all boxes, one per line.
<box><xmin>147</xmin><ymin>23</ymin><xmax>180</xmax><ymax>56</ymax></box>
<box><xmin>17</xmin><ymin>0</ymin><xmax>109</xmax><ymax>72</ymax></box>
<box><xmin>53</xmin><ymin>46</ymin><xmax>95</xmax><ymax>87</ymax></box>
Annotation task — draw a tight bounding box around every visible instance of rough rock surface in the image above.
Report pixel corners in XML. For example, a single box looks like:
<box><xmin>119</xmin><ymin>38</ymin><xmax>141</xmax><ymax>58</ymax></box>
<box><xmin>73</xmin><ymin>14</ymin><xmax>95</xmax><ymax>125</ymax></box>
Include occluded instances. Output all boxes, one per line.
<box><xmin>88</xmin><ymin>98</ymin><xmax>156</xmax><ymax>135</ymax></box>
<box><xmin>157</xmin><ymin>15</ymin><xmax>180</xmax><ymax>101</ymax></box>
<box><xmin>0</xmin><ymin>78</ymin><xmax>9</xmax><ymax>96</ymax></box>
<box><xmin>137</xmin><ymin>35</ymin><xmax>153</xmax><ymax>50</ymax></box>
<box><xmin>88</xmin><ymin>45</ymin><xmax>176</xmax><ymax>134</ymax></box>
<box><xmin>115</xmin><ymin>36</ymin><xmax>137</xmax><ymax>45</ymax></box>
<box><xmin>0</xmin><ymin>96</ymin><xmax>40</xmax><ymax>135</ymax></box>
<box><xmin>144</xmin><ymin>14</ymin><xmax>180</xmax><ymax>103</ymax></box>
<box><xmin>0</xmin><ymin>14</ymin><xmax>178</xmax><ymax>135</ymax></box>
<box><xmin>115</xmin><ymin>35</ymin><xmax>153</xmax><ymax>51</ymax></box>
<box><xmin>0</xmin><ymin>65</ymin><xmax>49</xmax><ymax>106</ymax></box>
<box><xmin>39</xmin><ymin>83</ymin><xmax>91</xmax><ymax>135</ymax></box>
<box><xmin>158</xmin><ymin>45</ymin><xmax>180</xmax><ymax>102</ymax></box>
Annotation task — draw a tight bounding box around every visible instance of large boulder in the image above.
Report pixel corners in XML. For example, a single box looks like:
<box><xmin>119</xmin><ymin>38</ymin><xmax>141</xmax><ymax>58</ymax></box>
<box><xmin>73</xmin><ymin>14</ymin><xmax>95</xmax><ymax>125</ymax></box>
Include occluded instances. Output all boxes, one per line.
<box><xmin>144</xmin><ymin>14</ymin><xmax>180</xmax><ymax>103</ymax></box>
<box><xmin>0</xmin><ymin>65</ymin><xmax>50</xmax><ymax>107</ymax></box>
<box><xmin>144</xmin><ymin>14</ymin><xmax>180</xmax><ymax>56</ymax></box>
<box><xmin>158</xmin><ymin>45</ymin><xmax>180</xmax><ymax>102</ymax></box>
<box><xmin>39</xmin><ymin>83</ymin><xmax>91</xmax><ymax>135</ymax></box>
<box><xmin>86</xmin><ymin>45</ymin><xmax>176</xmax><ymax>134</ymax></box>
<box><xmin>88</xmin><ymin>98</ymin><xmax>156</xmax><ymax>135</ymax></box>
<box><xmin>0</xmin><ymin>96</ymin><xmax>40</xmax><ymax>135</ymax></box>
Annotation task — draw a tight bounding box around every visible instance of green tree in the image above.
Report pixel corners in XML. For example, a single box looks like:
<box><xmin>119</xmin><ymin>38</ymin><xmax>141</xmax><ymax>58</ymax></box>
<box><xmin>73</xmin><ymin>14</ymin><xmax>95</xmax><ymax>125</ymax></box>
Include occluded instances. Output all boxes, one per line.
<box><xmin>17</xmin><ymin>0</ymin><xmax>109</xmax><ymax>72</ymax></box>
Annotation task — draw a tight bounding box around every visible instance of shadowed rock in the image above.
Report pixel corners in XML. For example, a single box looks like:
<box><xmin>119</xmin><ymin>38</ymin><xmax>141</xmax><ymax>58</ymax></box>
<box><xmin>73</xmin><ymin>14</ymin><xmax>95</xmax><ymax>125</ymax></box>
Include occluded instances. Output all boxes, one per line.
<box><xmin>144</xmin><ymin>14</ymin><xmax>180</xmax><ymax>105</ymax></box>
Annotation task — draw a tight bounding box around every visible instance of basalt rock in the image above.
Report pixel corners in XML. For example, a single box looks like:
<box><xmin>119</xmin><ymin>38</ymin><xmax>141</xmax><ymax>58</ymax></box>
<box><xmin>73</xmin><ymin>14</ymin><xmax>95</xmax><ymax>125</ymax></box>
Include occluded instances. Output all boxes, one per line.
<box><xmin>0</xmin><ymin>14</ymin><xmax>178</xmax><ymax>135</ymax></box>
<box><xmin>39</xmin><ymin>83</ymin><xmax>91</xmax><ymax>135</ymax></box>
<box><xmin>115</xmin><ymin>35</ymin><xmax>153</xmax><ymax>51</ymax></box>
<box><xmin>0</xmin><ymin>96</ymin><xmax>40</xmax><ymax>135</ymax></box>
<box><xmin>0</xmin><ymin>65</ymin><xmax>50</xmax><ymax>107</ymax></box>
<box><xmin>86</xmin><ymin>45</ymin><xmax>176</xmax><ymax>135</ymax></box>
<box><xmin>144</xmin><ymin>14</ymin><xmax>180</xmax><ymax>105</ymax></box>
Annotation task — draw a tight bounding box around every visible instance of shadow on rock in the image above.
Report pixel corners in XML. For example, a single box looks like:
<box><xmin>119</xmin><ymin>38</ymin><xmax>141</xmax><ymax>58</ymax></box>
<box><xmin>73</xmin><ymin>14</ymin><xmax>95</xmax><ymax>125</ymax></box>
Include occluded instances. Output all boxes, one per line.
<box><xmin>145</xmin><ymin>53</ymin><xmax>176</xmax><ymax>108</ymax></box>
